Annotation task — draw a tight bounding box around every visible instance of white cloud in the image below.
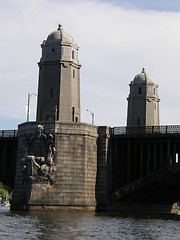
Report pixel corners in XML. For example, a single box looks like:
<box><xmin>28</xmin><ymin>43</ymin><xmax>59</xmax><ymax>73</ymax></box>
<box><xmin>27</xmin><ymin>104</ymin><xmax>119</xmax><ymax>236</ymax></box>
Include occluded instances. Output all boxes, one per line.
<box><xmin>0</xmin><ymin>0</ymin><xmax>180</xmax><ymax>129</ymax></box>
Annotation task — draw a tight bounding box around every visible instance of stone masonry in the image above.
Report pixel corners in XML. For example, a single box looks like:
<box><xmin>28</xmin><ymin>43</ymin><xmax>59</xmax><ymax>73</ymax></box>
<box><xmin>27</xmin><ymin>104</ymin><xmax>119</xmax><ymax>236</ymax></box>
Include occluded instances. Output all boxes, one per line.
<box><xmin>11</xmin><ymin>121</ymin><xmax>100</xmax><ymax>210</ymax></box>
<box><xmin>36</xmin><ymin>24</ymin><xmax>81</xmax><ymax>123</ymax></box>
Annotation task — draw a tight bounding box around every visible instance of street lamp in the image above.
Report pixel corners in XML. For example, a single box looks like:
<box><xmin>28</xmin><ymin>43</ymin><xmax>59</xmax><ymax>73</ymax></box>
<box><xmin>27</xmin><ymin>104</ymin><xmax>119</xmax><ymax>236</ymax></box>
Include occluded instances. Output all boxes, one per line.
<box><xmin>26</xmin><ymin>93</ymin><xmax>37</xmax><ymax>122</ymax></box>
<box><xmin>86</xmin><ymin>109</ymin><xmax>94</xmax><ymax>125</ymax></box>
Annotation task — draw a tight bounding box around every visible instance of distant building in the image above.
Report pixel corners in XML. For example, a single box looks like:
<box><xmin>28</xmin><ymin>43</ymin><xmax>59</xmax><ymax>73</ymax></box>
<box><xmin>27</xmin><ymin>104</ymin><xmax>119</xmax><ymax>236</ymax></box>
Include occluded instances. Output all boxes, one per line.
<box><xmin>36</xmin><ymin>23</ymin><xmax>81</xmax><ymax>123</ymax></box>
<box><xmin>127</xmin><ymin>68</ymin><xmax>160</xmax><ymax>127</ymax></box>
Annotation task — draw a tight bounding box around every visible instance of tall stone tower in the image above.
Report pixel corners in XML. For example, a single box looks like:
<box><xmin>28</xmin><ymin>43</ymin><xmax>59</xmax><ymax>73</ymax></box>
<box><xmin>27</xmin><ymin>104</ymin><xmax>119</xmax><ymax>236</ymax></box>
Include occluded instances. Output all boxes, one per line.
<box><xmin>36</xmin><ymin>24</ymin><xmax>81</xmax><ymax>122</ymax></box>
<box><xmin>127</xmin><ymin>68</ymin><xmax>160</xmax><ymax>127</ymax></box>
<box><xmin>11</xmin><ymin>24</ymin><xmax>99</xmax><ymax>211</ymax></box>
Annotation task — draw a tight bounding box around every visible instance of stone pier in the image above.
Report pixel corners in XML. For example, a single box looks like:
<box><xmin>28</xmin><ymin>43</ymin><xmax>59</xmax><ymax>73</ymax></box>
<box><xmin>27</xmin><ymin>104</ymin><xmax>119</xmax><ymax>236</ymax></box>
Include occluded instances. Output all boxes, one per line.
<box><xmin>11</xmin><ymin>122</ymin><xmax>98</xmax><ymax>210</ymax></box>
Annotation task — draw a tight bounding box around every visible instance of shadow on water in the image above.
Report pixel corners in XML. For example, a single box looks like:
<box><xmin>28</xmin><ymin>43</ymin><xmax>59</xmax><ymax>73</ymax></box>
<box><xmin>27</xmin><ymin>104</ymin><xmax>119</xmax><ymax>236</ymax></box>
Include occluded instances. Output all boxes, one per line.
<box><xmin>95</xmin><ymin>210</ymin><xmax>180</xmax><ymax>221</ymax></box>
<box><xmin>2</xmin><ymin>207</ymin><xmax>180</xmax><ymax>240</ymax></box>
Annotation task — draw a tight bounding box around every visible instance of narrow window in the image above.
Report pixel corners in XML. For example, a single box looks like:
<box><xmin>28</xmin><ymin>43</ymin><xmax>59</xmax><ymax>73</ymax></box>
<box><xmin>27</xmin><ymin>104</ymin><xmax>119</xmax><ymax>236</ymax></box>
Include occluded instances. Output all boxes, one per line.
<box><xmin>72</xmin><ymin>107</ymin><xmax>75</xmax><ymax>121</ymax></box>
<box><xmin>72</xmin><ymin>50</ymin><xmax>74</xmax><ymax>59</ymax></box>
<box><xmin>138</xmin><ymin>118</ymin><xmax>140</xmax><ymax>125</ymax></box>
<box><xmin>75</xmin><ymin>117</ymin><xmax>78</xmax><ymax>122</ymax></box>
<box><xmin>50</xmin><ymin>89</ymin><xmax>53</xmax><ymax>98</ymax></box>
<box><xmin>176</xmin><ymin>153</ymin><xmax>179</xmax><ymax>163</ymax></box>
<box><xmin>138</xmin><ymin>87</ymin><xmax>141</xmax><ymax>94</ymax></box>
<box><xmin>154</xmin><ymin>103</ymin><xmax>156</xmax><ymax>110</ymax></box>
<box><xmin>73</xmin><ymin>69</ymin><xmax>75</xmax><ymax>78</ymax></box>
<box><xmin>154</xmin><ymin>88</ymin><xmax>156</xmax><ymax>95</ymax></box>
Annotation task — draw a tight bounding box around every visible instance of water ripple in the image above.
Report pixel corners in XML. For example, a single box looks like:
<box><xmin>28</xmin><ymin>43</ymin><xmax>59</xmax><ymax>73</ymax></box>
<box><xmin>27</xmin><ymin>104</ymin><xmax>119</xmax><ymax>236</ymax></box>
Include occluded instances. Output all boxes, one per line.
<box><xmin>1</xmin><ymin>207</ymin><xmax>180</xmax><ymax>239</ymax></box>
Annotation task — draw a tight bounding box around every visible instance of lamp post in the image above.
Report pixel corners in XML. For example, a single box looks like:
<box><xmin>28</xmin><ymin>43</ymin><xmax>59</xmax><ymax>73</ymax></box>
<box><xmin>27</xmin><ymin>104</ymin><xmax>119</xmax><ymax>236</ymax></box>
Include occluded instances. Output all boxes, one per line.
<box><xmin>26</xmin><ymin>93</ymin><xmax>37</xmax><ymax>122</ymax></box>
<box><xmin>86</xmin><ymin>109</ymin><xmax>94</xmax><ymax>125</ymax></box>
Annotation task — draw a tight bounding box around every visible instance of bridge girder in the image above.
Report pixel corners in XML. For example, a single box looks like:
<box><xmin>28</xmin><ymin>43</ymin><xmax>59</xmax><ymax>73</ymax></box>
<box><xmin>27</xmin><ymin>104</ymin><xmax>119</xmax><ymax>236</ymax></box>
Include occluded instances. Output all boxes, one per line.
<box><xmin>113</xmin><ymin>161</ymin><xmax>180</xmax><ymax>204</ymax></box>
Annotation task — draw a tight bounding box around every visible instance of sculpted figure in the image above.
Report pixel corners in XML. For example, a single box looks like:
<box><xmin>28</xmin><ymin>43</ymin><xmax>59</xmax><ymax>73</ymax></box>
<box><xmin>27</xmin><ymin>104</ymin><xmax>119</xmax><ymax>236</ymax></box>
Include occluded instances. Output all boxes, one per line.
<box><xmin>23</xmin><ymin>125</ymin><xmax>56</xmax><ymax>183</ymax></box>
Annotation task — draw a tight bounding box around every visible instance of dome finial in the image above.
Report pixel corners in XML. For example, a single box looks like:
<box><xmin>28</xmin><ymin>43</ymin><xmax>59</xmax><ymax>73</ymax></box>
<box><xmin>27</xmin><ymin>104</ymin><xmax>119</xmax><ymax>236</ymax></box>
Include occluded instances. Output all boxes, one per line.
<box><xmin>57</xmin><ymin>23</ymin><xmax>63</xmax><ymax>30</ymax></box>
<box><xmin>142</xmin><ymin>67</ymin><xmax>146</xmax><ymax>73</ymax></box>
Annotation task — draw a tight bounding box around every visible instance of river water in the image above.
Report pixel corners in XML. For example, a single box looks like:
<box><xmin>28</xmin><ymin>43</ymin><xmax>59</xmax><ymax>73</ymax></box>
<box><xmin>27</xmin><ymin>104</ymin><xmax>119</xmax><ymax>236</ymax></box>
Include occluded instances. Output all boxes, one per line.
<box><xmin>1</xmin><ymin>206</ymin><xmax>180</xmax><ymax>240</ymax></box>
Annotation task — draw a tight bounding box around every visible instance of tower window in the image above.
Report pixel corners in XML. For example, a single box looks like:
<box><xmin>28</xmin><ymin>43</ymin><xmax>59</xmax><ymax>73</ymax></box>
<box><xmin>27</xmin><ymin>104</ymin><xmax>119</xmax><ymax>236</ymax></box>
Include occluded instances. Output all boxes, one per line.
<box><xmin>138</xmin><ymin>118</ymin><xmax>140</xmax><ymax>125</ymax></box>
<box><xmin>154</xmin><ymin>88</ymin><xmax>156</xmax><ymax>95</ymax></box>
<box><xmin>72</xmin><ymin>107</ymin><xmax>75</xmax><ymax>121</ymax></box>
<box><xmin>138</xmin><ymin>87</ymin><xmax>141</xmax><ymax>94</ymax></box>
<box><xmin>73</xmin><ymin>69</ymin><xmax>75</xmax><ymax>78</ymax></box>
<box><xmin>50</xmin><ymin>89</ymin><xmax>53</xmax><ymax>98</ymax></box>
<box><xmin>72</xmin><ymin>50</ymin><xmax>74</xmax><ymax>59</ymax></box>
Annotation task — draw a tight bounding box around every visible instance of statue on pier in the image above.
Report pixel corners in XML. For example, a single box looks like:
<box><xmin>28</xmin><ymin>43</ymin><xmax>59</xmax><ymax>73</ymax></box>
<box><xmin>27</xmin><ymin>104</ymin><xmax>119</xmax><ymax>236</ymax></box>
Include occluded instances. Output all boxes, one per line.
<box><xmin>22</xmin><ymin>125</ymin><xmax>56</xmax><ymax>184</ymax></box>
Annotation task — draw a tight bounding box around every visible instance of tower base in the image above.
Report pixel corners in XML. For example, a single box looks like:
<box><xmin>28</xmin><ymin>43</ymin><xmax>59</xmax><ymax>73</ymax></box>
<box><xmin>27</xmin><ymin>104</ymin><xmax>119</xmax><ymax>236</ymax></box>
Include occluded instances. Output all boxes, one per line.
<box><xmin>11</xmin><ymin>121</ymin><xmax>98</xmax><ymax>211</ymax></box>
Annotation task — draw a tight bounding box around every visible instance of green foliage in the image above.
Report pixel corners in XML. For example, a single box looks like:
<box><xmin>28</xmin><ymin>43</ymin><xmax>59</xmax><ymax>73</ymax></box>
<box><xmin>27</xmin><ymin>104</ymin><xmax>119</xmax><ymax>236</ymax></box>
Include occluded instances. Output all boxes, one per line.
<box><xmin>0</xmin><ymin>182</ymin><xmax>12</xmax><ymax>203</ymax></box>
<box><xmin>0</xmin><ymin>188</ymin><xmax>6</xmax><ymax>199</ymax></box>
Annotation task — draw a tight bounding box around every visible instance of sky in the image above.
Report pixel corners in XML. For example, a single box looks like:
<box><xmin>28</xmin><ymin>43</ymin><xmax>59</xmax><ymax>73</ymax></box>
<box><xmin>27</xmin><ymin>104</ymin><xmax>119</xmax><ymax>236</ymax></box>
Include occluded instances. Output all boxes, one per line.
<box><xmin>1</xmin><ymin>0</ymin><xmax>180</xmax><ymax>129</ymax></box>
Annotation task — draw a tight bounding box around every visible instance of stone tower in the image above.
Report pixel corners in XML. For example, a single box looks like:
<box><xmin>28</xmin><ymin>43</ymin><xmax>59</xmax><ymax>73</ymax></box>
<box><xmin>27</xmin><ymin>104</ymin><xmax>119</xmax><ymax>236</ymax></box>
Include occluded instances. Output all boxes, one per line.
<box><xmin>11</xmin><ymin>24</ymin><xmax>100</xmax><ymax>211</ymax></box>
<box><xmin>36</xmin><ymin>24</ymin><xmax>81</xmax><ymax>122</ymax></box>
<box><xmin>127</xmin><ymin>68</ymin><xmax>160</xmax><ymax>127</ymax></box>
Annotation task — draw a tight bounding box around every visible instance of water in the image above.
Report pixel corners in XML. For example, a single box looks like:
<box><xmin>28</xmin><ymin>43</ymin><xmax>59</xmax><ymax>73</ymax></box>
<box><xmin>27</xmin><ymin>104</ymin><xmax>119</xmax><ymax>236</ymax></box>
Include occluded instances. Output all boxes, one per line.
<box><xmin>1</xmin><ymin>206</ymin><xmax>180</xmax><ymax>240</ymax></box>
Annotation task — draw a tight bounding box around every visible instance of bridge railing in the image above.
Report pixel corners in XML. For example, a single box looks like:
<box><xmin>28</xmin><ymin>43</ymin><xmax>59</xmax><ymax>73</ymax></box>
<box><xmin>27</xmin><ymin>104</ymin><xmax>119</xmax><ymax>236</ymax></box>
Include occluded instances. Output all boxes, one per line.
<box><xmin>0</xmin><ymin>130</ymin><xmax>18</xmax><ymax>138</ymax></box>
<box><xmin>111</xmin><ymin>125</ymin><xmax>180</xmax><ymax>135</ymax></box>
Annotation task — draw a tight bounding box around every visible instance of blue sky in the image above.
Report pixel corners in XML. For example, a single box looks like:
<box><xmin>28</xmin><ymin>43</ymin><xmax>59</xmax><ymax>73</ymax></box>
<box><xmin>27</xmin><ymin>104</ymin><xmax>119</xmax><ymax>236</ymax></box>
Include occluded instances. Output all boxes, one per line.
<box><xmin>1</xmin><ymin>0</ymin><xmax>180</xmax><ymax>129</ymax></box>
<box><xmin>102</xmin><ymin>0</ymin><xmax>180</xmax><ymax>11</ymax></box>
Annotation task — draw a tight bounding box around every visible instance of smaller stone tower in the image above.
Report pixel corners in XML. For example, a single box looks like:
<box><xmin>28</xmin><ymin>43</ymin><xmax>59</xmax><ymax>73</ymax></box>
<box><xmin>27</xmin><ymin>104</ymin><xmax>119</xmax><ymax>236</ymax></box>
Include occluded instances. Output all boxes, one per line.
<box><xmin>36</xmin><ymin>24</ymin><xmax>81</xmax><ymax>122</ymax></box>
<box><xmin>127</xmin><ymin>68</ymin><xmax>160</xmax><ymax>127</ymax></box>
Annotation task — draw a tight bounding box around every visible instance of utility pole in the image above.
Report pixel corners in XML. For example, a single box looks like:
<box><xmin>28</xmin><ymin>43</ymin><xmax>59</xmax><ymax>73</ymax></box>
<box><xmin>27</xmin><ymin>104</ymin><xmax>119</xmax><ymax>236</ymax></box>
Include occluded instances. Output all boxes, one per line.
<box><xmin>86</xmin><ymin>109</ymin><xmax>94</xmax><ymax>125</ymax></box>
<box><xmin>26</xmin><ymin>93</ymin><xmax>37</xmax><ymax>122</ymax></box>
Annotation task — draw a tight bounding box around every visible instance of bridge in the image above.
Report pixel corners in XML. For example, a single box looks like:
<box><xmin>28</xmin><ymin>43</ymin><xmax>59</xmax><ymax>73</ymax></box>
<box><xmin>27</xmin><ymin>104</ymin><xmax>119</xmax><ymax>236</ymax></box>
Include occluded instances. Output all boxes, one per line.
<box><xmin>1</xmin><ymin>125</ymin><xmax>180</xmax><ymax>210</ymax></box>
<box><xmin>0</xmin><ymin>130</ymin><xmax>17</xmax><ymax>189</ymax></box>
<box><xmin>111</xmin><ymin>125</ymin><xmax>180</xmax><ymax>206</ymax></box>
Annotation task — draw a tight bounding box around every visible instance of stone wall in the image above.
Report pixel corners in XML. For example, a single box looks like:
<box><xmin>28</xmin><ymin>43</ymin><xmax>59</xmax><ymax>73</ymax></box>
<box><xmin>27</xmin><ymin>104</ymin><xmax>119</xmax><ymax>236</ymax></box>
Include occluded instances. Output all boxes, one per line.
<box><xmin>11</xmin><ymin>122</ymin><xmax>98</xmax><ymax>210</ymax></box>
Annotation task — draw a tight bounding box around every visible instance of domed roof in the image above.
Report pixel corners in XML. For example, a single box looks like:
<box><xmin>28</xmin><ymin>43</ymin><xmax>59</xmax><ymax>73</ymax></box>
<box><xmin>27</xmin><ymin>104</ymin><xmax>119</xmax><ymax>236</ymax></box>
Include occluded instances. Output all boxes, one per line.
<box><xmin>46</xmin><ymin>23</ymin><xmax>74</xmax><ymax>43</ymax></box>
<box><xmin>134</xmin><ymin>68</ymin><xmax>153</xmax><ymax>83</ymax></box>
<box><xmin>47</xmin><ymin>30</ymin><xmax>61</xmax><ymax>41</ymax></box>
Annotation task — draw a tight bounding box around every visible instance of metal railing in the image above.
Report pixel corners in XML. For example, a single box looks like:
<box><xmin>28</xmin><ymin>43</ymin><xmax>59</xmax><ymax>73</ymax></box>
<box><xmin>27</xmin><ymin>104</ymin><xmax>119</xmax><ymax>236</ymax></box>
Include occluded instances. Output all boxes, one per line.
<box><xmin>0</xmin><ymin>130</ymin><xmax>18</xmax><ymax>138</ymax></box>
<box><xmin>111</xmin><ymin>125</ymin><xmax>180</xmax><ymax>135</ymax></box>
